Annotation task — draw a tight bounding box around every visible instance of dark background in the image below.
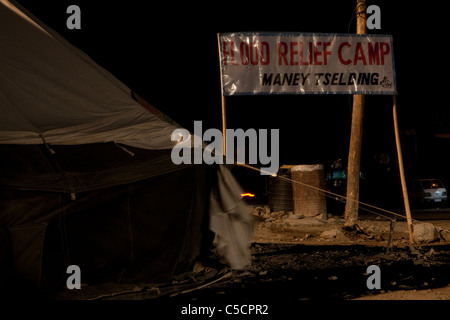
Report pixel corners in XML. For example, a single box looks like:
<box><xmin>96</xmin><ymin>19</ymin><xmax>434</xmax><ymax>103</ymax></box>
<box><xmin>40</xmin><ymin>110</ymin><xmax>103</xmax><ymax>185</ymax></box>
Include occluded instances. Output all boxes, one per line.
<box><xmin>14</xmin><ymin>0</ymin><xmax>450</xmax><ymax>208</ymax></box>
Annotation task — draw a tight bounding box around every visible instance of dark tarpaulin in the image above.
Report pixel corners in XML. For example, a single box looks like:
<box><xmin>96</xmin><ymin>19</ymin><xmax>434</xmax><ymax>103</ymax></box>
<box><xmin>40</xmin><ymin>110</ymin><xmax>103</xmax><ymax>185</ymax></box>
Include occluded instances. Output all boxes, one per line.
<box><xmin>0</xmin><ymin>143</ymin><xmax>216</xmax><ymax>293</ymax></box>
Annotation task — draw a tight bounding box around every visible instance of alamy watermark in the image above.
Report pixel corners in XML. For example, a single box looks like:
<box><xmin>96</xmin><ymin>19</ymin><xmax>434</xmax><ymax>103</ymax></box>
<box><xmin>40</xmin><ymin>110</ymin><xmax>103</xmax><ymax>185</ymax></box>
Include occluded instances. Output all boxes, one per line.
<box><xmin>66</xmin><ymin>264</ymin><xmax>81</xmax><ymax>289</ymax></box>
<box><xmin>366</xmin><ymin>265</ymin><xmax>381</xmax><ymax>290</ymax></box>
<box><xmin>66</xmin><ymin>5</ymin><xmax>81</xmax><ymax>30</ymax></box>
<box><xmin>171</xmin><ymin>121</ymin><xmax>279</xmax><ymax>175</ymax></box>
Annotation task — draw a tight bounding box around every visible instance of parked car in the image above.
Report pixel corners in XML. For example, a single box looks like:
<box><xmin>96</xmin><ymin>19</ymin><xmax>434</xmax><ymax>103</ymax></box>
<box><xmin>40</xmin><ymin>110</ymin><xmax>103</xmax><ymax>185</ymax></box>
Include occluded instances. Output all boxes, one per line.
<box><xmin>408</xmin><ymin>179</ymin><xmax>448</xmax><ymax>208</ymax></box>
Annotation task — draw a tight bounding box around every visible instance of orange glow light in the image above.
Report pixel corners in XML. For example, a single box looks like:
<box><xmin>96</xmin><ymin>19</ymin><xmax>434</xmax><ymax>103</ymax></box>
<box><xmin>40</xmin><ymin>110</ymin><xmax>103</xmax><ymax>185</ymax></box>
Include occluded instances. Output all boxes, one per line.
<box><xmin>240</xmin><ymin>193</ymin><xmax>255</xmax><ymax>198</ymax></box>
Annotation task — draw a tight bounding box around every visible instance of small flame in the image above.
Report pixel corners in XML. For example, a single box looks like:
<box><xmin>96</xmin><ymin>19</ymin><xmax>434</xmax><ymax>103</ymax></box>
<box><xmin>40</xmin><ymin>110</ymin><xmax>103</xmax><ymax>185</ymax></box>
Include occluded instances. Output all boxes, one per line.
<box><xmin>240</xmin><ymin>193</ymin><xmax>255</xmax><ymax>198</ymax></box>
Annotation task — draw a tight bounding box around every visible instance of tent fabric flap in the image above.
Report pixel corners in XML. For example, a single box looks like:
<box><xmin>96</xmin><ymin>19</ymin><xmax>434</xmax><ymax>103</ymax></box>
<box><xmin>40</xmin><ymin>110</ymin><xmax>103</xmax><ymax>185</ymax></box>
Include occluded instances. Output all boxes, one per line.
<box><xmin>209</xmin><ymin>165</ymin><xmax>254</xmax><ymax>270</ymax></box>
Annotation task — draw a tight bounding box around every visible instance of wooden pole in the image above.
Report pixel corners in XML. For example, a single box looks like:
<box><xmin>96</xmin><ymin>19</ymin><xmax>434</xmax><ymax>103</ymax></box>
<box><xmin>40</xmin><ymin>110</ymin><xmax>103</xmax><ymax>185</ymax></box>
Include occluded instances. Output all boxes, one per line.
<box><xmin>344</xmin><ymin>95</ymin><xmax>365</xmax><ymax>226</ymax></box>
<box><xmin>344</xmin><ymin>0</ymin><xmax>366</xmax><ymax>227</ymax></box>
<box><xmin>392</xmin><ymin>95</ymin><xmax>414</xmax><ymax>244</ymax></box>
<box><xmin>217</xmin><ymin>33</ymin><xmax>227</xmax><ymax>157</ymax></box>
<box><xmin>221</xmin><ymin>95</ymin><xmax>227</xmax><ymax>156</ymax></box>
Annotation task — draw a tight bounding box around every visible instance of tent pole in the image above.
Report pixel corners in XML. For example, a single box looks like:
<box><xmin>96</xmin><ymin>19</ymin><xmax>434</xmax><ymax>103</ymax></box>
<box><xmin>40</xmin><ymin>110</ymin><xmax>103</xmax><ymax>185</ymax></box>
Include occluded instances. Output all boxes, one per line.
<box><xmin>217</xmin><ymin>33</ymin><xmax>227</xmax><ymax>157</ymax></box>
<box><xmin>392</xmin><ymin>95</ymin><xmax>414</xmax><ymax>244</ymax></box>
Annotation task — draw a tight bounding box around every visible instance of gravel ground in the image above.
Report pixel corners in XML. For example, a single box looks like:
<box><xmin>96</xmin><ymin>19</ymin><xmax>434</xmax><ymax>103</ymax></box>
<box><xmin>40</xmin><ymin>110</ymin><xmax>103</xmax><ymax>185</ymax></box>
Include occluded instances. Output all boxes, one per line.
<box><xmin>42</xmin><ymin>207</ymin><xmax>450</xmax><ymax>307</ymax></box>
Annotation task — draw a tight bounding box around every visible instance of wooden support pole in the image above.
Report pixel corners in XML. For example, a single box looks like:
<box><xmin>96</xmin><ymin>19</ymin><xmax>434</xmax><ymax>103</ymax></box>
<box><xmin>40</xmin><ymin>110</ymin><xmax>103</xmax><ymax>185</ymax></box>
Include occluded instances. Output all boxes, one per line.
<box><xmin>344</xmin><ymin>94</ymin><xmax>365</xmax><ymax>226</ymax></box>
<box><xmin>221</xmin><ymin>95</ymin><xmax>227</xmax><ymax>156</ymax></box>
<box><xmin>392</xmin><ymin>95</ymin><xmax>414</xmax><ymax>244</ymax></box>
<box><xmin>344</xmin><ymin>0</ymin><xmax>367</xmax><ymax>227</ymax></box>
<box><xmin>217</xmin><ymin>33</ymin><xmax>227</xmax><ymax>156</ymax></box>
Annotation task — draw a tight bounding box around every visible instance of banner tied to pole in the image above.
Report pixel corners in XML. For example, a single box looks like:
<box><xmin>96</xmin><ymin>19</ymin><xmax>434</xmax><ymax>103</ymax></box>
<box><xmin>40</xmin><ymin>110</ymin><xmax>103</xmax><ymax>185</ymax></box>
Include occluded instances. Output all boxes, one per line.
<box><xmin>218</xmin><ymin>32</ymin><xmax>396</xmax><ymax>96</ymax></box>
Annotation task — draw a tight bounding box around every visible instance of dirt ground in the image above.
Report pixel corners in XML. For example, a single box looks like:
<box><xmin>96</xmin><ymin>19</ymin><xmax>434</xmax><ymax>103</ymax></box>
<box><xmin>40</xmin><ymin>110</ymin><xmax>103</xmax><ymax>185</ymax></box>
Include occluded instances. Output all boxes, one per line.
<box><xmin>47</xmin><ymin>205</ymin><xmax>450</xmax><ymax>303</ymax></box>
<box><xmin>352</xmin><ymin>284</ymin><xmax>450</xmax><ymax>300</ymax></box>
<box><xmin>251</xmin><ymin>205</ymin><xmax>450</xmax><ymax>247</ymax></box>
<box><xmin>249</xmin><ymin>205</ymin><xmax>450</xmax><ymax>300</ymax></box>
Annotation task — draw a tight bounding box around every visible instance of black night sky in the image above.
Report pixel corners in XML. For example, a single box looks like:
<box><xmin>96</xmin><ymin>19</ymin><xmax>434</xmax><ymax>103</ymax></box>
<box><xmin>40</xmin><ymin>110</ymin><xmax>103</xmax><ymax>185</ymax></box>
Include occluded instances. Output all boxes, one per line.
<box><xmin>15</xmin><ymin>0</ymin><xmax>450</xmax><ymax>205</ymax></box>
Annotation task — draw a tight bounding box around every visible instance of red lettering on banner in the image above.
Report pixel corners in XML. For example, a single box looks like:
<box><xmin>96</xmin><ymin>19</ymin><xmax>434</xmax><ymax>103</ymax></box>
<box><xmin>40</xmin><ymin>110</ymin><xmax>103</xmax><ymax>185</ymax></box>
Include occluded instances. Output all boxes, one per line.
<box><xmin>380</xmin><ymin>42</ymin><xmax>390</xmax><ymax>65</ymax></box>
<box><xmin>224</xmin><ymin>38</ymin><xmax>390</xmax><ymax>68</ymax></box>
<box><xmin>250</xmin><ymin>43</ymin><xmax>259</xmax><ymax>65</ymax></box>
<box><xmin>222</xmin><ymin>41</ymin><xmax>238</xmax><ymax>66</ymax></box>
<box><xmin>368</xmin><ymin>42</ymin><xmax>380</xmax><ymax>65</ymax></box>
<box><xmin>240</xmin><ymin>42</ymin><xmax>249</xmax><ymax>65</ymax></box>
<box><xmin>237</xmin><ymin>41</ymin><xmax>271</xmax><ymax>66</ymax></box>
<box><xmin>313</xmin><ymin>42</ymin><xmax>322</xmax><ymax>65</ymax></box>
<box><xmin>260</xmin><ymin>41</ymin><xmax>270</xmax><ymax>65</ymax></box>
<box><xmin>353</xmin><ymin>42</ymin><xmax>367</xmax><ymax>65</ymax></box>
<box><xmin>278</xmin><ymin>42</ymin><xmax>288</xmax><ymax>65</ymax></box>
<box><xmin>338</xmin><ymin>42</ymin><xmax>351</xmax><ymax>65</ymax></box>
<box><xmin>299</xmin><ymin>42</ymin><xmax>308</xmax><ymax>65</ymax></box>
<box><xmin>290</xmin><ymin>42</ymin><xmax>299</xmax><ymax>65</ymax></box>
<box><xmin>323</xmin><ymin>42</ymin><xmax>331</xmax><ymax>65</ymax></box>
<box><xmin>278</xmin><ymin>41</ymin><xmax>332</xmax><ymax>66</ymax></box>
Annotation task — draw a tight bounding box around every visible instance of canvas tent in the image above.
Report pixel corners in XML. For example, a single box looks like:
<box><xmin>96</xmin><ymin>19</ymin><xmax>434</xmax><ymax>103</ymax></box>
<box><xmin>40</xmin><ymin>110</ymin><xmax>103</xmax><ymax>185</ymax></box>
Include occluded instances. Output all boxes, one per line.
<box><xmin>0</xmin><ymin>0</ymin><xmax>253</xmax><ymax>295</ymax></box>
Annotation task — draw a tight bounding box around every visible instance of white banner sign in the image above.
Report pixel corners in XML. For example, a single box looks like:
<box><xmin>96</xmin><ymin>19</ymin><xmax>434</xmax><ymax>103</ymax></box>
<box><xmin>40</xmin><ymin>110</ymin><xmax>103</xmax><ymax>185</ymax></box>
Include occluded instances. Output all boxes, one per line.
<box><xmin>218</xmin><ymin>32</ymin><xmax>396</xmax><ymax>95</ymax></box>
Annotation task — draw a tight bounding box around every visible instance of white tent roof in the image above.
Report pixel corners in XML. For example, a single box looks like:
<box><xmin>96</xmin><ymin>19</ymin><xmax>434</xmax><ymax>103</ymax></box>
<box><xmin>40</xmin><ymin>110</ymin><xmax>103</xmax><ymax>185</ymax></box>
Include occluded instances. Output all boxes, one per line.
<box><xmin>0</xmin><ymin>0</ymin><xmax>179</xmax><ymax>149</ymax></box>
<box><xmin>0</xmin><ymin>1</ymin><xmax>255</xmax><ymax>273</ymax></box>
